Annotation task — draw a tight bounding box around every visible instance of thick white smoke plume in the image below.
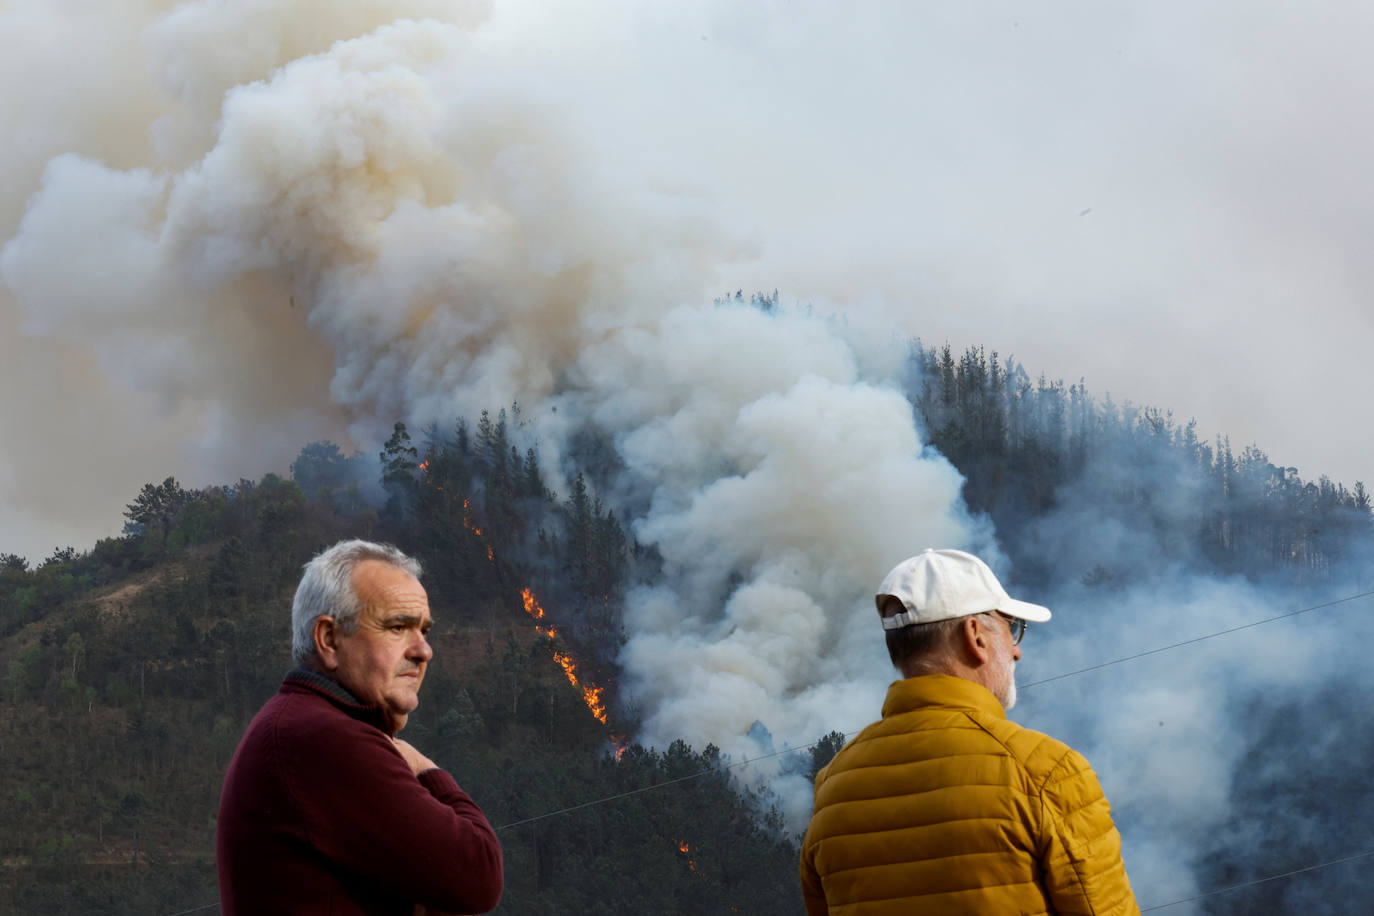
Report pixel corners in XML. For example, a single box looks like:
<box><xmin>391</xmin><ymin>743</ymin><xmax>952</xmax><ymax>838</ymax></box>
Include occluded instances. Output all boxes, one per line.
<box><xmin>6</xmin><ymin>3</ymin><xmax>1374</xmax><ymax>908</ymax></box>
<box><xmin>2</xmin><ymin>0</ymin><xmax>994</xmax><ymax>816</ymax></box>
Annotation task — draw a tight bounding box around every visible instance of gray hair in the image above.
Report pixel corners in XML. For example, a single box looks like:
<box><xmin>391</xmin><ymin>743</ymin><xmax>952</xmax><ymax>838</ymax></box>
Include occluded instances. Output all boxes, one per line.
<box><xmin>880</xmin><ymin>595</ymin><xmax>970</xmax><ymax>669</ymax></box>
<box><xmin>290</xmin><ymin>539</ymin><xmax>423</xmax><ymax>664</ymax></box>
<box><xmin>884</xmin><ymin>615</ymin><xmax>966</xmax><ymax>669</ymax></box>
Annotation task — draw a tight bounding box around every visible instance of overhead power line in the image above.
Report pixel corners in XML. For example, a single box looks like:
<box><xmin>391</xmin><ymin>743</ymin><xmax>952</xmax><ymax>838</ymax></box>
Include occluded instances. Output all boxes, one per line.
<box><xmin>167</xmin><ymin>588</ymin><xmax>1374</xmax><ymax>916</ymax></box>
<box><xmin>498</xmin><ymin>588</ymin><xmax>1374</xmax><ymax>831</ymax></box>
<box><xmin>496</xmin><ymin>740</ymin><xmax>810</xmax><ymax>831</ymax></box>
<box><xmin>1140</xmin><ymin>848</ymin><xmax>1374</xmax><ymax>912</ymax></box>
<box><xmin>1021</xmin><ymin>588</ymin><xmax>1374</xmax><ymax>690</ymax></box>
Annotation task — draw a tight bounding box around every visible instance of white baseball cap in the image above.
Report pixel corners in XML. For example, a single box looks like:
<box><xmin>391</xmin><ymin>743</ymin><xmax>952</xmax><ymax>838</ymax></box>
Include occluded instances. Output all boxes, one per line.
<box><xmin>875</xmin><ymin>548</ymin><xmax>1051</xmax><ymax>631</ymax></box>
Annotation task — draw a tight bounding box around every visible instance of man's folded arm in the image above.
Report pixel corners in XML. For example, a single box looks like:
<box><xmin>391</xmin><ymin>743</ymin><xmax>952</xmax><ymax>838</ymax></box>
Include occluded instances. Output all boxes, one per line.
<box><xmin>285</xmin><ymin>722</ymin><xmax>504</xmax><ymax>913</ymax></box>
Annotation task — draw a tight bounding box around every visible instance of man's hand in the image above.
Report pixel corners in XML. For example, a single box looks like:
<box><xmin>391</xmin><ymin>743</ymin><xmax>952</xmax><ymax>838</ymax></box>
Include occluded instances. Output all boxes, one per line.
<box><xmin>391</xmin><ymin>737</ymin><xmax>438</xmax><ymax>776</ymax></box>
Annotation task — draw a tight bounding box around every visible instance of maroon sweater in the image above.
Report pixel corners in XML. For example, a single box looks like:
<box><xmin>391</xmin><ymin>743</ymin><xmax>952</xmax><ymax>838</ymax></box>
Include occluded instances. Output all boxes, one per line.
<box><xmin>217</xmin><ymin>670</ymin><xmax>503</xmax><ymax>915</ymax></box>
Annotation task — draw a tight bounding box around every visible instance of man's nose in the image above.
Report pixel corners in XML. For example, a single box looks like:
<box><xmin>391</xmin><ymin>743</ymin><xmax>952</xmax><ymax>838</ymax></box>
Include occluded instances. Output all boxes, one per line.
<box><xmin>409</xmin><ymin>633</ymin><xmax>433</xmax><ymax>662</ymax></box>
<box><xmin>1011</xmin><ymin>643</ymin><xmax>1022</xmax><ymax>662</ymax></box>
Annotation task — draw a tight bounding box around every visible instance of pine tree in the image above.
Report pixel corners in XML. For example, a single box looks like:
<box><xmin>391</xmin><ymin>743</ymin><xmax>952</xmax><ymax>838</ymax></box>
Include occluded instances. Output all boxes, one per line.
<box><xmin>123</xmin><ymin>477</ymin><xmax>189</xmax><ymax>548</ymax></box>
<box><xmin>380</xmin><ymin>422</ymin><xmax>419</xmax><ymax>517</ymax></box>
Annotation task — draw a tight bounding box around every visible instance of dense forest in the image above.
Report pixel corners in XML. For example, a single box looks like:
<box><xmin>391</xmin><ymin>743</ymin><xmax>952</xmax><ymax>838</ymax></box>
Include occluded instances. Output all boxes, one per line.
<box><xmin>908</xmin><ymin>341</ymin><xmax>1372</xmax><ymax>585</ymax></box>
<box><xmin>1</xmin><ymin>336</ymin><xmax>1370</xmax><ymax>914</ymax></box>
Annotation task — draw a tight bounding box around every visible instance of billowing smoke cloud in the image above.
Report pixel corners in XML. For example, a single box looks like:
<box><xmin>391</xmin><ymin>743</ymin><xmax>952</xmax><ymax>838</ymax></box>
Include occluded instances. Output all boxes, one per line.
<box><xmin>2</xmin><ymin>0</ymin><xmax>993</xmax><ymax>813</ymax></box>
<box><xmin>572</xmin><ymin>331</ymin><xmax>996</xmax><ymax>813</ymax></box>
<box><xmin>9</xmin><ymin>1</ymin><xmax>1374</xmax><ymax>564</ymax></box>
<box><xmin>5</xmin><ymin>2</ymin><xmax>1374</xmax><ymax>909</ymax></box>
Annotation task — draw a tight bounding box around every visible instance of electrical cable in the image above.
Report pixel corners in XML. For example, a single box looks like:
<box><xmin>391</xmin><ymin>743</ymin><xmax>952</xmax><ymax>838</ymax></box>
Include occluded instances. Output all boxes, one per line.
<box><xmin>165</xmin><ymin>587</ymin><xmax>1374</xmax><ymax>915</ymax></box>
<box><xmin>498</xmin><ymin>587</ymin><xmax>1374</xmax><ymax>831</ymax></box>
<box><xmin>1139</xmin><ymin>848</ymin><xmax>1374</xmax><ymax>912</ymax></box>
<box><xmin>495</xmin><ymin>740</ymin><xmax>813</xmax><ymax>831</ymax></box>
<box><xmin>1020</xmin><ymin>588</ymin><xmax>1374</xmax><ymax>690</ymax></box>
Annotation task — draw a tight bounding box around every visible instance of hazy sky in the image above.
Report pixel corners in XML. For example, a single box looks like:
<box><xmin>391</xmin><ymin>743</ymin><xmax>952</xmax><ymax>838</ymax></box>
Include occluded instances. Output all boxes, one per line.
<box><xmin>4</xmin><ymin>0</ymin><xmax>1373</xmax><ymax>562</ymax></box>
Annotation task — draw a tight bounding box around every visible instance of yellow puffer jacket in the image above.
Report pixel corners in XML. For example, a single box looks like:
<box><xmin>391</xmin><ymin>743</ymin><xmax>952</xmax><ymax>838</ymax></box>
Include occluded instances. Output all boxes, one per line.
<box><xmin>800</xmin><ymin>675</ymin><xmax>1138</xmax><ymax>915</ymax></box>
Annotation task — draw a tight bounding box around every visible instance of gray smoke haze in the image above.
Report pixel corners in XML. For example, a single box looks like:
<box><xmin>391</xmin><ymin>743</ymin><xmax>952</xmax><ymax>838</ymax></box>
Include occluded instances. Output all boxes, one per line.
<box><xmin>3</xmin><ymin>2</ymin><xmax>1373</xmax><ymax>908</ymax></box>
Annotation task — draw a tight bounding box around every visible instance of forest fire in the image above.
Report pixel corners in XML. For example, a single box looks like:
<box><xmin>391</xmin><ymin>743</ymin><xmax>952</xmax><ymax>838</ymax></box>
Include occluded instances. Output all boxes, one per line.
<box><xmin>676</xmin><ymin>840</ymin><xmax>697</xmax><ymax>872</ymax></box>
<box><xmin>416</xmin><ymin>464</ymin><xmax>493</xmax><ymax>556</ymax></box>
<box><xmin>461</xmin><ymin>498</ymin><xmax>484</xmax><ymax>537</ymax></box>
<box><xmin>459</xmin><ymin>498</ymin><xmax>493</xmax><ymax>560</ymax></box>
<box><xmin>520</xmin><ymin>587</ymin><xmax>611</xmax><ymax>725</ymax></box>
<box><xmin>521</xmin><ymin>587</ymin><xmax>545</xmax><ymax>621</ymax></box>
<box><xmin>553</xmin><ymin>650</ymin><xmax>609</xmax><ymax>722</ymax></box>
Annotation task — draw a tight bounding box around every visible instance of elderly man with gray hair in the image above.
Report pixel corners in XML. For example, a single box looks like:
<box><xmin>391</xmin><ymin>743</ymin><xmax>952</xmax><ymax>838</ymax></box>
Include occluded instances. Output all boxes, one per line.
<box><xmin>217</xmin><ymin>539</ymin><xmax>503</xmax><ymax>915</ymax></box>
<box><xmin>800</xmin><ymin>548</ymin><xmax>1138</xmax><ymax>915</ymax></box>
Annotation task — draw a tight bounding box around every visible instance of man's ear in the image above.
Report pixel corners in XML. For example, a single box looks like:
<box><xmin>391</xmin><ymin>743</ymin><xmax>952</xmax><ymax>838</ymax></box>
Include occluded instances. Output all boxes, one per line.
<box><xmin>313</xmin><ymin>615</ymin><xmax>342</xmax><ymax>671</ymax></box>
<box><xmin>962</xmin><ymin>615</ymin><xmax>994</xmax><ymax>666</ymax></box>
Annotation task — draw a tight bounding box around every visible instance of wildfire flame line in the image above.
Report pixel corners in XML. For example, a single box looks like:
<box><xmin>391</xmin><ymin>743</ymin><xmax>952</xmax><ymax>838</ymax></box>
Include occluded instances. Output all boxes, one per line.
<box><xmin>416</xmin><ymin>463</ymin><xmax>494</xmax><ymax>561</ymax></box>
<box><xmin>521</xmin><ymin>588</ymin><xmax>611</xmax><ymax>725</ymax></box>
<box><xmin>419</xmin><ymin>455</ymin><xmax>620</xmax><ymax>737</ymax></box>
<box><xmin>457</xmin><ymin>497</ymin><xmax>493</xmax><ymax>560</ymax></box>
<box><xmin>428</xmin><ymin>459</ymin><xmax>617</xmax><ymax>740</ymax></box>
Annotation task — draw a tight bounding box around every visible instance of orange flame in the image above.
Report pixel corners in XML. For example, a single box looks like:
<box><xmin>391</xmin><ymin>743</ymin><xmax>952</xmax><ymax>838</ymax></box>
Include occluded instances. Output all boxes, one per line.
<box><xmin>676</xmin><ymin>840</ymin><xmax>697</xmax><ymax>872</ymax></box>
<box><xmin>550</xmin><ymin>650</ymin><xmax>608</xmax><ymax>723</ymax></box>
<box><xmin>461</xmin><ymin>499</ymin><xmax>484</xmax><ymax>536</ymax></box>
<box><xmin>521</xmin><ymin>588</ymin><xmax>544</xmax><ymax>619</ymax></box>
<box><xmin>521</xmin><ymin>587</ymin><xmax>611</xmax><ymax>725</ymax></box>
<box><xmin>418</xmin><ymin>460</ymin><xmax>430</xmax><ymax>473</ymax></box>
<box><xmin>460</xmin><ymin>499</ymin><xmax>490</xmax><ymax>563</ymax></box>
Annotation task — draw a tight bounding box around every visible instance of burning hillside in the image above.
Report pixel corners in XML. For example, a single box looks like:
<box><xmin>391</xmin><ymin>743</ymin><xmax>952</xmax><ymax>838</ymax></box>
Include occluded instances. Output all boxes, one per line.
<box><xmin>521</xmin><ymin>587</ymin><xmax>609</xmax><ymax>725</ymax></box>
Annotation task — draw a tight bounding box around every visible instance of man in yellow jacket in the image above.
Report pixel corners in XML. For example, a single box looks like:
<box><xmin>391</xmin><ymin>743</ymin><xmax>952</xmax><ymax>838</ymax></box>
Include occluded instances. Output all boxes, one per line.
<box><xmin>800</xmin><ymin>548</ymin><xmax>1139</xmax><ymax>915</ymax></box>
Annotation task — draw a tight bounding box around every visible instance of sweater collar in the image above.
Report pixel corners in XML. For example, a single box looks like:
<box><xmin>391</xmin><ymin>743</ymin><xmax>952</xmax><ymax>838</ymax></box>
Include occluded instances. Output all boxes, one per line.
<box><xmin>285</xmin><ymin>666</ymin><xmax>361</xmax><ymax>703</ymax></box>
<box><xmin>881</xmin><ymin>673</ymin><xmax>1008</xmax><ymax>721</ymax></box>
<box><xmin>281</xmin><ymin>667</ymin><xmax>392</xmax><ymax>733</ymax></box>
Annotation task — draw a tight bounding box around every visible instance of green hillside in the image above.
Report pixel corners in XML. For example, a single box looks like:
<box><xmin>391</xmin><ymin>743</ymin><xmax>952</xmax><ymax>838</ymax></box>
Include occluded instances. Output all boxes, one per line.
<box><xmin>0</xmin><ymin>423</ymin><xmax>803</xmax><ymax>914</ymax></box>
